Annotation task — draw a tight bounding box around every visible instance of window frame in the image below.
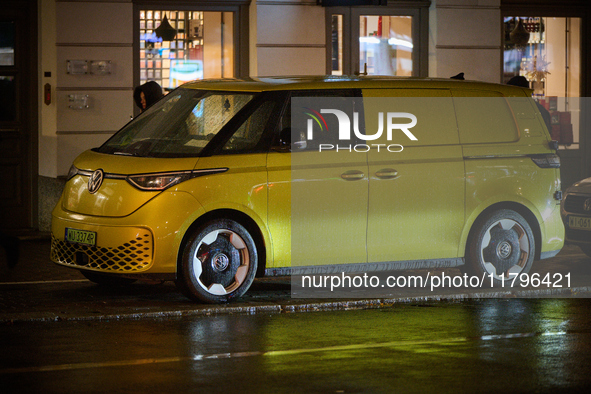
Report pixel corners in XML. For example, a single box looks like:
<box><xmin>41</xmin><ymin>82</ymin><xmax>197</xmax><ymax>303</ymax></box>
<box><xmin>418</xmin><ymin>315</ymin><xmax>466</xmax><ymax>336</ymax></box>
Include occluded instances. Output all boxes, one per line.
<box><xmin>501</xmin><ymin>0</ymin><xmax>590</xmax><ymax>186</ymax></box>
<box><xmin>324</xmin><ymin>3</ymin><xmax>430</xmax><ymax>77</ymax></box>
<box><xmin>133</xmin><ymin>1</ymin><xmax>250</xmax><ymax>115</ymax></box>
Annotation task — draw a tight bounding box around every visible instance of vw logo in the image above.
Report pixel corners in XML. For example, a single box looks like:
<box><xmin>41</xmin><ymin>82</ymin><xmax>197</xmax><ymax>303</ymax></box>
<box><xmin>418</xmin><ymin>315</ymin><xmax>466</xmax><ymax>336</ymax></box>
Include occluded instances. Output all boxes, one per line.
<box><xmin>584</xmin><ymin>198</ymin><xmax>591</xmax><ymax>212</ymax></box>
<box><xmin>211</xmin><ymin>253</ymin><xmax>230</xmax><ymax>272</ymax></box>
<box><xmin>88</xmin><ymin>169</ymin><xmax>104</xmax><ymax>194</ymax></box>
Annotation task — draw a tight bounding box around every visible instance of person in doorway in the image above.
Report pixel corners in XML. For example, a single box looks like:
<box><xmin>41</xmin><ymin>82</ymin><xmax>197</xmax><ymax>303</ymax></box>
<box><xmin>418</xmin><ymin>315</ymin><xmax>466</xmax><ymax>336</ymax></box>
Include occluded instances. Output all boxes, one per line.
<box><xmin>133</xmin><ymin>81</ymin><xmax>164</xmax><ymax>112</ymax></box>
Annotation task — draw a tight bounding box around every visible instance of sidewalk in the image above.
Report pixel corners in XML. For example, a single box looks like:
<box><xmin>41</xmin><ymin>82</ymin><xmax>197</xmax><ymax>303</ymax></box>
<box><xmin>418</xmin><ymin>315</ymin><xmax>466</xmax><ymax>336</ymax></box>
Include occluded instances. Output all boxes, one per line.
<box><xmin>1</xmin><ymin>236</ymin><xmax>590</xmax><ymax>323</ymax></box>
<box><xmin>0</xmin><ymin>233</ymin><xmax>82</xmax><ymax>283</ymax></box>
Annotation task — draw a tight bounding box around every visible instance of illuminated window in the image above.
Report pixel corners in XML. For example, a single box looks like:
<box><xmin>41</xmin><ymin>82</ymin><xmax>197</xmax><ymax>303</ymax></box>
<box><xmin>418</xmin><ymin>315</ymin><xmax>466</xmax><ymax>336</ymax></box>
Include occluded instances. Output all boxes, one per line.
<box><xmin>504</xmin><ymin>17</ymin><xmax>581</xmax><ymax>149</ymax></box>
<box><xmin>326</xmin><ymin>6</ymin><xmax>426</xmax><ymax>77</ymax></box>
<box><xmin>140</xmin><ymin>10</ymin><xmax>234</xmax><ymax>90</ymax></box>
<box><xmin>358</xmin><ymin>15</ymin><xmax>413</xmax><ymax>76</ymax></box>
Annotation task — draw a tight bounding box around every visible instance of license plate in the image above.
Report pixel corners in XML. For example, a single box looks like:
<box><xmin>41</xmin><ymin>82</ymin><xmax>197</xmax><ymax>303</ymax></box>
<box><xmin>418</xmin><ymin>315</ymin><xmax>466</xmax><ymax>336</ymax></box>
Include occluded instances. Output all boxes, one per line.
<box><xmin>65</xmin><ymin>228</ymin><xmax>97</xmax><ymax>246</ymax></box>
<box><xmin>569</xmin><ymin>216</ymin><xmax>591</xmax><ymax>231</ymax></box>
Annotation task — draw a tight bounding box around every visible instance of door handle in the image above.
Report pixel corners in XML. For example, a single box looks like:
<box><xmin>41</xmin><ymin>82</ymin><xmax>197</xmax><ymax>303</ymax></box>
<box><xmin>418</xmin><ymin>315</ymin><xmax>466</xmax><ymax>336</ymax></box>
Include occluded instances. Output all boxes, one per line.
<box><xmin>375</xmin><ymin>168</ymin><xmax>398</xmax><ymax>179</ymax></box>
<box><xmin>341</xmin><ymin>170</ymin><xmax>365</xmax><ymax>181</ymax></box>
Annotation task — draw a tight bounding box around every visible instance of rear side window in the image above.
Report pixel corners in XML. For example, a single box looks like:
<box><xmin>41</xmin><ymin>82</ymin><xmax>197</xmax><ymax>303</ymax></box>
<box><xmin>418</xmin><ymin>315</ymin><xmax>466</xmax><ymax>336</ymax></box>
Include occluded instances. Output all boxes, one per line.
<box><xmin>280</xmin><ymin>89</ymin><xmax>362</xmax><ymax>151</ymax></box>
<box><xmin>452</xmin><ymin>90</ymin><xmax>519</xmax><ymax>144</ymax></box>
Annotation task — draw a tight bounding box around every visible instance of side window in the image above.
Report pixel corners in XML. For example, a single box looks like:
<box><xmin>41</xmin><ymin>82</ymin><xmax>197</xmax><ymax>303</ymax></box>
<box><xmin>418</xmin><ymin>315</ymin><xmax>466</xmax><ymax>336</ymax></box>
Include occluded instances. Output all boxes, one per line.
<box><xmin>452</xmin><ymin>90</ymin><xmax>519</xmax><ymax>144</ymax></box>
<box><xmin>221</xmin><ymin>101</ymin><xmax>275</xmax><ymax>153</ymax></box>
<box><xmin>280</xmin><ymin>89</ymin><xmax>362</xmax><ymax>151</ymax></box>
<box><xmin>186</xmin><ymin>94</ymin><xmax>252</xmax><ymax>138</ymax></box>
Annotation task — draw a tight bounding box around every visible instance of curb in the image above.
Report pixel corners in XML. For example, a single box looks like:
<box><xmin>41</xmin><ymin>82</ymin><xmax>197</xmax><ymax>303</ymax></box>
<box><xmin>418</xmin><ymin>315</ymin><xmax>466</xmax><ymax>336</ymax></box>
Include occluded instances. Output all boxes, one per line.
<box><xmin>4</xmin><ymin>286</ymin><xmax>591</xmax><ymax>324</ymax></box>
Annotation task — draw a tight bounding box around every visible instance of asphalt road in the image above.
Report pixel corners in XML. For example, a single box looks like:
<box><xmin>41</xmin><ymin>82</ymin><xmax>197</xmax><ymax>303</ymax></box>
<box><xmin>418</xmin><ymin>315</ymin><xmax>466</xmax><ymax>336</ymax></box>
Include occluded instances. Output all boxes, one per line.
<box><xmin>2</xmin><ymin>298</ymin><xmax>591</xmax><ymax>393</ymax></box>
<box><xmin>1</xmin><ymin>238</ymin><xmax>591</xmax><ymax>322</ymax></box>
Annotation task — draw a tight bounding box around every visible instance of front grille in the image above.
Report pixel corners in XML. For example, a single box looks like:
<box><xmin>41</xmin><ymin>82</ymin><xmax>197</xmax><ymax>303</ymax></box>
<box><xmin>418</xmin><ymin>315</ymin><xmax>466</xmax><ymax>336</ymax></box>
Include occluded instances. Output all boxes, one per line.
<box><xmin>566</xmin><ymin>229</ymin><xmax>591</xmax><ymax>244</ymax></box>
<box><xmin>50</xmin><ymin>231</ymin><xmax>153</xmax><ymax>272</ymax></box>
<box><xmin>564</xmin><ymin>194</ymin><xmax>591</xmax><ymax>215</ymax></box>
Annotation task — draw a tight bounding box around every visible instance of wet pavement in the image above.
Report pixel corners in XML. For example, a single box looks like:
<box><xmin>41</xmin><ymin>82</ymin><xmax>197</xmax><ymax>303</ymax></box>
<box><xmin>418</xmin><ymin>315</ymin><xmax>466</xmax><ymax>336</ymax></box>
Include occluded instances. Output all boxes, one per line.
<box><xmin>1</xmin><ymin>234</ymin><xmax>591</xmax><ymax>323</ymax></box>
<box><xmin>3</xmin><ymin>299</ymin><xmax>591</xmax><ymax>393</ymax></box>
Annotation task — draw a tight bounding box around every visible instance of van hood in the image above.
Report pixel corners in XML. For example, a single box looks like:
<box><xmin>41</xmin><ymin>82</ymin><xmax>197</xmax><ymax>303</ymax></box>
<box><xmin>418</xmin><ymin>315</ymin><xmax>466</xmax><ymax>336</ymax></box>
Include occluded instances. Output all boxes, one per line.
<box><xmin>62</xmin><ymin>150</ymin><xmax>199</xmax><ymax>217</ymax></box>
<box><xmin>567</xmin><ymin>177</ymin><xmax>591</xmax><ymax>194</ymax></box>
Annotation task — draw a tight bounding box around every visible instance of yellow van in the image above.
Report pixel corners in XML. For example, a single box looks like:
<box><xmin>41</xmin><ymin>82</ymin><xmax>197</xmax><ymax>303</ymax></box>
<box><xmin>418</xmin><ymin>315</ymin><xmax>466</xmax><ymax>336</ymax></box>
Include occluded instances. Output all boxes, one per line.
<box><xmin>51</xmin><ymin>76</ymin><xmax>564</xmax><ymax>303</ymax></box>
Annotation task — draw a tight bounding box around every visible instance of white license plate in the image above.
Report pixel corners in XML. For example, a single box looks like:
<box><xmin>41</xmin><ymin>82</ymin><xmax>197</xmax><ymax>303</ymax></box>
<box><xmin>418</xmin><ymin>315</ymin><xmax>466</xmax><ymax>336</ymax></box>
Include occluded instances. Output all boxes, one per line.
<box><xmin>65</xmin><ymin>228</ymin><xmax>97</xmax><ymax>246</ymax></box>
<box><xmin>569</xmin><ymin>216</ymin><xmax>591</xmax><ymax>231</ymax></box>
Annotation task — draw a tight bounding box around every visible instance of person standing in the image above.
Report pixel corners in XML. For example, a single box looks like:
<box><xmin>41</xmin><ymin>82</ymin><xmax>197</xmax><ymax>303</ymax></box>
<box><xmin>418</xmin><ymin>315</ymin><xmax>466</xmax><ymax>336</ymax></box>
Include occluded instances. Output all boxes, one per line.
<box><xmin>133</xmin><ymin>81</ymin><xmax>164</xmax><ymax>112</ymax></box>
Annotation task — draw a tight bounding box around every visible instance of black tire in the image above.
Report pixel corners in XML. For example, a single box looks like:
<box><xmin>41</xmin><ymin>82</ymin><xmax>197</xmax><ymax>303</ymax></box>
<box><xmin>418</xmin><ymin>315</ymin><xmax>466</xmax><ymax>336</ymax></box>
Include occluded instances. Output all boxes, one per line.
<box><xmin>580</xmin><ymin>245</ymin><xmax>591</xmax><ymax>259</ymax></box>
<box><xmin>175</xmin><ymin>219</ymin><xmax>258</xmax><ymax>303</ymax></box>
<box><xmin>463</xmin><ymin>209</ymin><xmax>535</xmax><ymax>286</ymax></box>
<box><xmin>81</xmin><ymin>270</ymin><xmax>137</xmax><ymax>286</ymax></box>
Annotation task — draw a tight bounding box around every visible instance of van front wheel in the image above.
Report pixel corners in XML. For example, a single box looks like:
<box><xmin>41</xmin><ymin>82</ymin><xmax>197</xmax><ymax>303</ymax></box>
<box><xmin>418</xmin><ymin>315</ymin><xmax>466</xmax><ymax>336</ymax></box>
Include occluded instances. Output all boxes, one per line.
<box><xmin>464</xmin><ymin>209</ymin><xmax>535</xmax><ymax>286</ymax></box>
<box><xmin>176</xmin><ymin>219</ymin><xmax>258</xmax><ymax>303</ymax></box>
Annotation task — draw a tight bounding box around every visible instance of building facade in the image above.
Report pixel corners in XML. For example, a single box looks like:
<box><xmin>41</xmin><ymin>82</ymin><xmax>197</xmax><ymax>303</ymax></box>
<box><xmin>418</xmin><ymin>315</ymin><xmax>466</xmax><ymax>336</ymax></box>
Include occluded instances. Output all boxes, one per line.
<box><xmin>0</xmin><ymin>0</ymin><xmax>589</xmax><ymax>230</ymax></box>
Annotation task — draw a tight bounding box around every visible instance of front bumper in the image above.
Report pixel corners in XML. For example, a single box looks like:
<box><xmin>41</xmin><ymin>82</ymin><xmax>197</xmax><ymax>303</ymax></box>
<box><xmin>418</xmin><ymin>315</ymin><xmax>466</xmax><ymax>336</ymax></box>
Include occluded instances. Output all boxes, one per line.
<box><xmin>51</xmin><ymin>227</ymin><xmax>153</xmax><ymax>272</ymax></box>
<box><xmin>50</xmin><ymin>190</ymin><xmax>205</xmax><ymax>276</ymax></box>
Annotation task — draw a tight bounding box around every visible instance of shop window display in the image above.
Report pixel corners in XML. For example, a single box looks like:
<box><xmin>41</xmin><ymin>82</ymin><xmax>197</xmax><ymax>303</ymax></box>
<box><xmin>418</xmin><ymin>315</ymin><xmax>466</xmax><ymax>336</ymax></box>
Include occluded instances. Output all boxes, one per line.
<box><xmin>140</xmin><ymin>10</ymin><xmax>234</xmax><ymax>90</ymax></box>
<box><xmin>503</xmin><ymin>17</ymin><xmax>581</xmax><ymax>149</ymax></box>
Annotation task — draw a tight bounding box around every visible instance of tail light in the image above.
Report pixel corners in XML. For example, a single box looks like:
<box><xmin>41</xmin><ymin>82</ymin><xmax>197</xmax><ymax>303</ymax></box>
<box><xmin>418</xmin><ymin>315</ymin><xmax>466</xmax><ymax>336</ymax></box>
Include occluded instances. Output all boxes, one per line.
<box><xmin>529</xmin><ymin>154</ymin><xmax>560</xmax><ymax>168</ymax></box>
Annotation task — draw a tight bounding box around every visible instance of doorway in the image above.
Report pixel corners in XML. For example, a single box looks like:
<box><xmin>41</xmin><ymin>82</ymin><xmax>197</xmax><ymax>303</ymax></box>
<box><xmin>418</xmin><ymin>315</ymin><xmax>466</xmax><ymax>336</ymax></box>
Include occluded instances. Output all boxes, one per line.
<box><xmin>325</xmin><ymin>5</ymin><xmax>429</xmax><ymax>76</ymax></box>
<box><xmin>0</xmin><ymin>1</ymin><xmax>38</xmax><ymax>230</ymax></box>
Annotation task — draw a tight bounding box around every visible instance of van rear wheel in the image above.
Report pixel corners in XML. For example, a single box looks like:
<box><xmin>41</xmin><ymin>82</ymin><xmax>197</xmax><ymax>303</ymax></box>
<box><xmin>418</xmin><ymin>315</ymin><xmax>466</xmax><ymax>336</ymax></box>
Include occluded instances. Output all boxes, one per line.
<box><xmin>176</xmin><ymin>219</ymin><xmax>258</xmax><ymax>303</ymax></box>
<box><xmin>464</xmin><ymin>209</ymin><xmax>535</xmax><ymax>286</ymax></box>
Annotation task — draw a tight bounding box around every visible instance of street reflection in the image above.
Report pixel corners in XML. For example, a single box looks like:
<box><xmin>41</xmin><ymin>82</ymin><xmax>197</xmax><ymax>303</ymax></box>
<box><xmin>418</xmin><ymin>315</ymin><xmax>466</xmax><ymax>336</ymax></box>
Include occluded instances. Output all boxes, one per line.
<box><xmin>2</xmin><ymin>299</ymin><xmax>591</xmax><ymax>392</ymax></box>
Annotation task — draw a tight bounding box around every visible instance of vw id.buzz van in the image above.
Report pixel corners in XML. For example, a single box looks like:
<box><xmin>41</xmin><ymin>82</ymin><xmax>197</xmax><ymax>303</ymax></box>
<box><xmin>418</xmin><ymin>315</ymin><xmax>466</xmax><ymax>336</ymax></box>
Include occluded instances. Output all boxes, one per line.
<box><xmin>51</xmin><ymin>77</ymin><xmax>564</xmax><ymax>303</ymax></box>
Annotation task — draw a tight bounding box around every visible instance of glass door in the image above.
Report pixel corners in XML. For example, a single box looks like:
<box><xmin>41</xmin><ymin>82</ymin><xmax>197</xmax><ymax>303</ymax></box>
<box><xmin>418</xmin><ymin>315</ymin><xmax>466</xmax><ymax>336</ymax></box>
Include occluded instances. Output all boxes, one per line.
<box><xmin>356</xmin><ymin>13</ymin><xmax>414</xmax><ymax>76</ymax></box>
<box><xmin>0</xmin><ymin>3</ymin><xmax>37</xmax><ymax>229</ymax></box>
<box><xmin>327</xmin><ymin>6</ymin><xmax>425</xmax><ymax>77</ymax></box>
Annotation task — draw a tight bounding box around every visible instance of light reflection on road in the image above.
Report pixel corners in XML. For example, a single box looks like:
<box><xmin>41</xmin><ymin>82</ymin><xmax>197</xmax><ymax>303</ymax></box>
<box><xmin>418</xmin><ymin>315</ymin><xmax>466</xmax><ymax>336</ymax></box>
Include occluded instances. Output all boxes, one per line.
<box><xmin>2</xmin><ymin>299</ymin><xmax>591</xmax><ymax>393</ymax></box>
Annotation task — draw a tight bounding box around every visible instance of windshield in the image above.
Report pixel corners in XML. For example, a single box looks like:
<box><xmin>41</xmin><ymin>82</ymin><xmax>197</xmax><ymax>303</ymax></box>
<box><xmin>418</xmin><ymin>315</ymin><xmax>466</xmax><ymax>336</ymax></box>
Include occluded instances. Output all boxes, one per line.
<box><xmin>98</xmin><ymin>88</ymin><xmax>256</xmax><ymax>157</ymax></box>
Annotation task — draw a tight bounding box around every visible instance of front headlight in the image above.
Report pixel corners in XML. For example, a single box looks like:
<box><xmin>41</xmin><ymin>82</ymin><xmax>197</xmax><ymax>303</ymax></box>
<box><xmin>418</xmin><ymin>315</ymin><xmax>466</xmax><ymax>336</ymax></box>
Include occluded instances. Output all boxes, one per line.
<box><xmin>66</xmin><ymin>165</ymin><xmax>79</xmax><ymax>181</ymax></box>
<box><xmin>126</xmin><ymin>168</ymin><xmax>228</xmax><ymax>191</ymax></box>
<box><xmin>127</xmin><ymin>171</ymin><xmax>194</xmax><ymax>191</ymax></box>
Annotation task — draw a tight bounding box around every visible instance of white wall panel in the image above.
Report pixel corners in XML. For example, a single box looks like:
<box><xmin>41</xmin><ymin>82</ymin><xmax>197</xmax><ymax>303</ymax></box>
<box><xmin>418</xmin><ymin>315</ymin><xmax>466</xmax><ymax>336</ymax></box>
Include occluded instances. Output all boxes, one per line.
<box><xmin>56</xmin><ymin>2</ymin><xmax>132</xmax><ymax>44</ymax></box>
<box><xmin>57</xmin><ymin>90</ymin><xmax>133</xmax><ymax>132</ymax></box>
<box><xmin>436</xmin><ymin>48</ymin><xmax>500</xmax><ymax>83</ymax></box>
<box><xmin>256</xmin><ymin>47</ymin><xmax>325</xmax><ymax>76</ymax></box>
<box><xmin>57</xmin><ymin>134</ymin><xmax>114</xmax><ymax>176</ymax></box>
<box><xmin>57</xmin><ymin>46</ymin><xmax>133</xmax><ymax>88</ymax></box>
<box><xmin>437</xmin><ymin>8</ymin><xmax>500</xmax><ymax>47</ymax></box>
<box><xmin>257</xmin><ymin>5</ymin><xmax>325</xmax><ymax>46</ymax></box>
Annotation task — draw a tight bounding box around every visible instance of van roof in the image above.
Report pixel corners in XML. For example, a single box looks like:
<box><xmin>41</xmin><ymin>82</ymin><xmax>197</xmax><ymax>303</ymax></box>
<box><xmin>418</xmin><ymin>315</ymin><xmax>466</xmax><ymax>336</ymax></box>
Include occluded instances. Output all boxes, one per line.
<box><xmin>181</xmin><ymin>75</ymin><xmax>531</xmax><ymax>96</ymax></box>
